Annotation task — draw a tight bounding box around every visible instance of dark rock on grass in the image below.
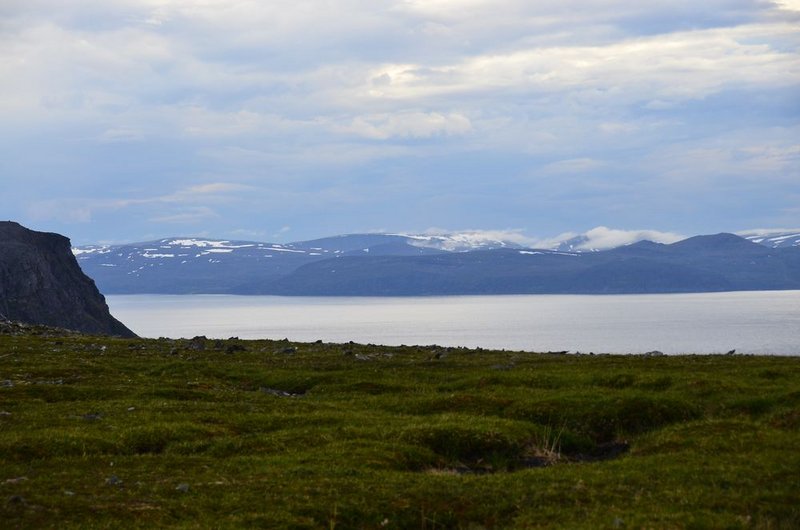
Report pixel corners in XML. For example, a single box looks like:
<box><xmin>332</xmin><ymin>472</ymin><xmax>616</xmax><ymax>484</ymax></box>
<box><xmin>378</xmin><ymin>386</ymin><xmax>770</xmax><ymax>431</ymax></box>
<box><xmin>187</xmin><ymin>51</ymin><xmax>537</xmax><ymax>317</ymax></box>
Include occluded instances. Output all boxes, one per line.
<box><xmin>105</xmin><ymin>475</ymin><xmax>123</xmax><ymax>486</ymax></box>
<box><xmin>0</xmin><ymin>320</ymin><xmax>79</xmax><ymax>338</ymax></box>
<box><xmin>260</xmin><ymin>387</ymin><xmax>304</xmax><ymax>398</ymax></box>
<box><xmin>187</xmin><ymin>336</ymin><xmax>207</xmax><ymax>351</ymax></box>
<box><xmin>6</xmin><ymin>495</ymin><xmax>26</xmax><ymax>507</ymax></box>
<box><xmin>176</xmin><ymin>483</ymin><xmax>190</xmax><ymax>493</ymax></box>
<box><xmin>226</xmin><ymin>343</ymin><xmax>247</xmax><ymax>354</ymax></box>
<box><xmin>491</xmin><ymin>364</ymin><xmax>515</xmax><ymax>371</ymax></box>
<box><xmin>81</xmin><ymin>412</ymin><xmax>102</xmax><ymax>421</ymax></box>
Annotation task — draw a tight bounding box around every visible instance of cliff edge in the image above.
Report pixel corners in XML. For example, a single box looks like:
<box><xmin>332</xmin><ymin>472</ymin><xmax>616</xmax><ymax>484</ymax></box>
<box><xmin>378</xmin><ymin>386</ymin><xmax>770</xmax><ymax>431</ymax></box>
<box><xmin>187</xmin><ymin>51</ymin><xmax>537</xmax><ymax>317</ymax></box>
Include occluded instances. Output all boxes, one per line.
<box><xmin>0</xmin><ymin>221</ymin><xmax>135</xmax><ymax>337</ymax></box>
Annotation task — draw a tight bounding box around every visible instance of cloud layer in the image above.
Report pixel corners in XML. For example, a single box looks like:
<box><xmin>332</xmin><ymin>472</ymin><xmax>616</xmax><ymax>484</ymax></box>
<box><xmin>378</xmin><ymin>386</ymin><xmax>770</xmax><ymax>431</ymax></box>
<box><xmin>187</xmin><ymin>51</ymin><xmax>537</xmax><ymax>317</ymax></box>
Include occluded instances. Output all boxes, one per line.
<box><xmin>1</xmin><ymin>0</ymin><xmax>798</xmax><ymax>243</ymax></box>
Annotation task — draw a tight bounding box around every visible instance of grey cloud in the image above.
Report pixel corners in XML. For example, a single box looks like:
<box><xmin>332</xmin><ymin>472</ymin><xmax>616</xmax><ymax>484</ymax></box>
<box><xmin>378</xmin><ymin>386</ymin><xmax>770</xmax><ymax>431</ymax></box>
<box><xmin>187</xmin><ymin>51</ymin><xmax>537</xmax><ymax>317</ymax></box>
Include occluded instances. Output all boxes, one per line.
<box><xmin>1</xmin><ymin>0</ymin><xmax>797</xmax><ymax>243</ymax></box>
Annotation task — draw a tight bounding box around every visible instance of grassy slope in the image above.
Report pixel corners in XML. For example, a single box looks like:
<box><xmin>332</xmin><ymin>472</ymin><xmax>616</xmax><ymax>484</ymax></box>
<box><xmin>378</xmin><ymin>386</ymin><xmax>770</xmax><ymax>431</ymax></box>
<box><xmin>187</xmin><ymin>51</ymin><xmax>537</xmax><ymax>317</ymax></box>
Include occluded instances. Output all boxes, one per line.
<box><xmin>1</xmin><ymin>333</ymin><xmax>799</xmax><ymax>528</ymax></box>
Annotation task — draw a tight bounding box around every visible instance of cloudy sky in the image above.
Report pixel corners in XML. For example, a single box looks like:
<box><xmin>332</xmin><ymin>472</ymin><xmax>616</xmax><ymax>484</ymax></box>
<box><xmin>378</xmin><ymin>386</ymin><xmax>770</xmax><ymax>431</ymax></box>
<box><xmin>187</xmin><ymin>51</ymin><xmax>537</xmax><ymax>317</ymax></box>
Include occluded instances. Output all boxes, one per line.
<box><xmin>1</xmin><ymin>0</ymin><xmax>798</xmax><ymax>245</ymax></box>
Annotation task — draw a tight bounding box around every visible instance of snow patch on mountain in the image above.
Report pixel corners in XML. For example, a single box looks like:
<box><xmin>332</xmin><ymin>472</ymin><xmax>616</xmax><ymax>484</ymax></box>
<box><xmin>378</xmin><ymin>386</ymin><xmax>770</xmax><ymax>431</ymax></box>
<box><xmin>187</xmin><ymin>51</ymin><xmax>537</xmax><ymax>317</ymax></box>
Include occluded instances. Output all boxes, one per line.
<box><xmin>396</xmin><ymin>230</ymin><xmax>532</xmax><ymax>252</ymax></box>
<box><xmin>737</xmin><ymin>229</ymin><xmax>800</xmax><ymax>248</ymax></box>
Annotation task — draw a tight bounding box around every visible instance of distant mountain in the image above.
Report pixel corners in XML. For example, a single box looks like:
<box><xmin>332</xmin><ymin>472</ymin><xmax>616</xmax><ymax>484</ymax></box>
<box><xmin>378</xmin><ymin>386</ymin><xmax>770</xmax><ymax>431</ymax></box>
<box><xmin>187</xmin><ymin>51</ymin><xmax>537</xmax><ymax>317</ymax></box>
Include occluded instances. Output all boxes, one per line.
<box><xmin>73</xmin><ymin>232</ymin><xmax>800</xmax><ymax>296</ymax></box>
<box><xmin>73</xmin><ymin>234</ymin><xmax>449</xmax><ymax>294</ymax></box>
<box><xmin>264</xmin><ymin>234</ymin><xmax>800</xmax><ymax>295</ymax></box>
<box><xmin>738</xmin><ymin>229</ymin><xmax>800</xmax><ymax>249</ymax></box>
<box><xmin>0</xmin><ymin>221</ymin><xmax>135</xmax><ymax>336</ymax></box>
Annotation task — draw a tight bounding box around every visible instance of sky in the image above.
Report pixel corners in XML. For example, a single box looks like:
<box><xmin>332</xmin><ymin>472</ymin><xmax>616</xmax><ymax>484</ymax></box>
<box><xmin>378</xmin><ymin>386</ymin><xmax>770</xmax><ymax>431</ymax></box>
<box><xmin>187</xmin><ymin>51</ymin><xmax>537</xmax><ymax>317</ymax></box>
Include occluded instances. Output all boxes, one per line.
<box><xmin>1</xmin><ymin>0</ymin><xmax>798</xmax><ymax>246</ymax></box>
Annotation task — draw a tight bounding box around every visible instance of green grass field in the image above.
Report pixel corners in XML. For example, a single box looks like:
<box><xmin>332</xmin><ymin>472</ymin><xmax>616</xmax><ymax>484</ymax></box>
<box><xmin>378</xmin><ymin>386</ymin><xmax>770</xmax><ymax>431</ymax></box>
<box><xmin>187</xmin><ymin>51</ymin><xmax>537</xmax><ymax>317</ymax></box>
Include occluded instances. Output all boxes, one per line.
<box><xmin>1</xmin><ymin>329</ymin><xmax>799</xmax><ymax>528</ymax></box>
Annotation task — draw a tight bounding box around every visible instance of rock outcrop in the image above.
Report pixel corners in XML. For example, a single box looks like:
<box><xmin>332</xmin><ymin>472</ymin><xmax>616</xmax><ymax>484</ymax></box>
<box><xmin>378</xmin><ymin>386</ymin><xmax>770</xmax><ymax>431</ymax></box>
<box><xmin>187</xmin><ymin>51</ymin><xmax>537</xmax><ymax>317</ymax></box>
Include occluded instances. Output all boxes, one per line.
<box><xmin>0</xmin><ymin>221</ymin><xmax>135</xmax><ymax>337</ymax></box>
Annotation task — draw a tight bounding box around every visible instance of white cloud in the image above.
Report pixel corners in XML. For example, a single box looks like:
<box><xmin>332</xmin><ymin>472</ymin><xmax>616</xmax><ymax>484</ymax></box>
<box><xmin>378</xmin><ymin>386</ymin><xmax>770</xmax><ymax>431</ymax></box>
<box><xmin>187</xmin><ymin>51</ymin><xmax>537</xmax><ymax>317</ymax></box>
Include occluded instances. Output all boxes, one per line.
<box><xmin>149</xmin><ymin>206</ymin><xmax>219</xmax><ymax>224</ymax></box>
<box><xmin>2</xmin><ymin>1</ymin><xmax>798</xmax><ymax>241</ymax></box>
<box><xmin>539</xmin><ymin>158</ymin><xmax>605</xmax><ymax>174</ymax></box>
<box><xmin>343</xmin><ymin>111</ymin><xmax>472</xmax><ymax>139</ymax></box>
<box><xmin>183</xmin><ymin>183</ymin><xmax>254</xmax><ymax>195</ymax></box>
<box><xmin>360</xmin><ymin>23</ymin><xmax>800</xmax><ymax>104</ymax></box>
<box><xmin>534</xmin><ymin>226</ymin><xmax>686</xmax><ymax>250</ymax></box>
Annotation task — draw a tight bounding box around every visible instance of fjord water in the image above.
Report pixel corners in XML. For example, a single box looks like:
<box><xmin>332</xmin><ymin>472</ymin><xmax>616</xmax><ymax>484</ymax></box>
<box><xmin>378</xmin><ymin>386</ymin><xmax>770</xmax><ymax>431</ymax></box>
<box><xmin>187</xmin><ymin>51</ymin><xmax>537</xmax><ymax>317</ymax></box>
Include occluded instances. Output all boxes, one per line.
<box><xmin>107</xmin><ymin>291</ymin><xmax>800</xmax><ymax>355</ymax></box>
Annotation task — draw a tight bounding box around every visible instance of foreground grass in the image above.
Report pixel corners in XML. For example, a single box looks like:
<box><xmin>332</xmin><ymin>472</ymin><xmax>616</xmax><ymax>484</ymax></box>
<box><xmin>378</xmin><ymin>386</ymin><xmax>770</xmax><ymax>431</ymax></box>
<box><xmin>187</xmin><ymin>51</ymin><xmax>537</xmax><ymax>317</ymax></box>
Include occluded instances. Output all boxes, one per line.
<box><xmin>1</xmin><ymin>331</ymin><xmax>799</xmax><ymax>528</ymax></box>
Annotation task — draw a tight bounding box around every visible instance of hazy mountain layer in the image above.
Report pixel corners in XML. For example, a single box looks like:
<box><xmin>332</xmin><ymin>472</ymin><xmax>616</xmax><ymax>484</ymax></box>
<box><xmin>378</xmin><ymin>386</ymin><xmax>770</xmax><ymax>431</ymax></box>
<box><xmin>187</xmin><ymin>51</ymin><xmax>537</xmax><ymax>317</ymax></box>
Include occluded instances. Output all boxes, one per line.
<box><xmin>73</xmin><ymin>232</ymin><xmax>800</xmax><ymax>296</ymax></box>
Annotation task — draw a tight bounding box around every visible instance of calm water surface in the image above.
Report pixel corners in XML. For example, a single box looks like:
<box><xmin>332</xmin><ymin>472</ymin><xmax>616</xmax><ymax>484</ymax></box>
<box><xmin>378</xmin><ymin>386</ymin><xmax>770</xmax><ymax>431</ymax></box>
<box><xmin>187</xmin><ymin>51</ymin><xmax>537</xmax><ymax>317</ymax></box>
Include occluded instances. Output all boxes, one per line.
<box><xmin>107</xmin><ymin>291</ymin><xmax>800</xmax><ymax>355</ymax></box>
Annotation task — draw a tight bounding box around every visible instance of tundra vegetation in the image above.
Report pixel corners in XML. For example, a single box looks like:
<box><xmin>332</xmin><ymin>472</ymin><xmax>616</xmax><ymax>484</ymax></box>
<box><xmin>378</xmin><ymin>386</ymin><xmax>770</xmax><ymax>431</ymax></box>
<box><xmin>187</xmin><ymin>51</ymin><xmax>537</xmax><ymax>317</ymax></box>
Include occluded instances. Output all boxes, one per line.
<box><xmin>1</xmin><ymin>325</ymin><xmax>798</xmax><ymax>528</ymax></box>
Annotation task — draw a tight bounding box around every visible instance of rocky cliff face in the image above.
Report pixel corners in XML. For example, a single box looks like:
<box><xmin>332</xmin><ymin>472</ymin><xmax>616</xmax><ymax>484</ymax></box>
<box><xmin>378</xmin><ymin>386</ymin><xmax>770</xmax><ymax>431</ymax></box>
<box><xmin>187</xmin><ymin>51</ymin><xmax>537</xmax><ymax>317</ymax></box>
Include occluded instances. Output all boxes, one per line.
<box><xmin>0</xmin><ymin>221</ymin><xmax>135</xmax><ymax>337</ymax></box>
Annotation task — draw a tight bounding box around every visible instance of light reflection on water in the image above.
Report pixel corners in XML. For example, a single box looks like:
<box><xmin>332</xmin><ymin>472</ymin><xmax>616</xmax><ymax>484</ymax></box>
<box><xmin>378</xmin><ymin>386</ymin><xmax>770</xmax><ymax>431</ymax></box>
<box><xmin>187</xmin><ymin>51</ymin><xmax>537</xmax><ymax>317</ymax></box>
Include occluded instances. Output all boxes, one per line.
<box><xmin>107</xmin><ymin>291</ymin><xmax>800</xmax><ymax>355</ymax></box>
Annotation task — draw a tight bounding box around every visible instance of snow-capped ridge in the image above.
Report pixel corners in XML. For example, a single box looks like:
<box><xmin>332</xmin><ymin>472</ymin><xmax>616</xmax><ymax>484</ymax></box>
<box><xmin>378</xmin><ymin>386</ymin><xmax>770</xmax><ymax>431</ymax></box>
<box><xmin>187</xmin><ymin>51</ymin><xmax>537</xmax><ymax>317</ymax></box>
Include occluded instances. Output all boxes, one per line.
<box><xmin>393</xmin><ymin>230</ymin><xmax>529</xmax><ymax>252</ymax></box>
<box><xmin>737</xmin><ymin>229</ymin><xmax>800</xmax><ymax>249</ymax></box>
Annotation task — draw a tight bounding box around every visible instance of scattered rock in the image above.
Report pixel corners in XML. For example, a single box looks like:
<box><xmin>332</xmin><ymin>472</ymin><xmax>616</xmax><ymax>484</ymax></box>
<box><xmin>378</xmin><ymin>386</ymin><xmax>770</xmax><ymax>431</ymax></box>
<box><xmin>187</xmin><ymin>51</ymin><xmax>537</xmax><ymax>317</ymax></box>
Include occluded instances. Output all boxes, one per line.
<box><xmin>6</xmin><ymin>495</ymin><xmax>26</xmax><ymax>506</ymax></box>
<box><xmin>280</xmin><ymin>346</ymin><xmax>297</xmax><ymax>354</ymax></box>
<box><xmin>226</xmin><ymin>344</ymin><xmax>246</xmax><ymax>354</ymax></box>
<box><xmin>260</xmin><ymin>387</ymin><xmax>304</xmax><ymax>398</ymax></box>
<box><xmin>644</xmin><ymin>350</ymin><xmax>664</xmax><ymax>357</ymax></box>
<box><xmin>212</xmin><ymin>340</ymin><xmax>225</xmax><ymax>350</ymax></box>
<box><xmin>354</xmin><ymin>354</ymin><xmax>372</xmax><ymax>361</ymax></box>
<box><xmin>64</xmin><ymin>490</ymin><xmax>75</xmax><ymax>496</ymax></box>
<box><xmin>35</xmin><ymin>378</ymin><xmax>64</xmax><ymax>385</ymax></box>
<box><xmin>490</xmin><ymin>364</ymin><xmax>514</xmax><ymax>371</ymax></box>
<box><xmin>187</xmin><ymin>336</ymin><xmax>207</xmax><ymax>351</ymax></box>
<box><xmin>105</xmin><ymin>475</ymin><xmax>123</xmax><ymax>486</ymax></box>
<box><xmin>0</xmin><ymin>411</ymin><xmax>11</xmax><ymax>416</ymax></box>
<box><xmin>3</xmin><ymin>477</ymin><xmax>28</xmax><ymax>485</ymax></box>
<box><xmin>1</xmin><ymin>380</ymin><xmax>13</xmax><ymax>388</ymax></box>
<box><xmin>175</xmin><ymin>483</ymin><xmax>190</xmax><ymax>493</ymax></box>
<box><xmin>82</xmin><ymin>412</ymin><xmax>102</xmax><ymax>421</ymax></box>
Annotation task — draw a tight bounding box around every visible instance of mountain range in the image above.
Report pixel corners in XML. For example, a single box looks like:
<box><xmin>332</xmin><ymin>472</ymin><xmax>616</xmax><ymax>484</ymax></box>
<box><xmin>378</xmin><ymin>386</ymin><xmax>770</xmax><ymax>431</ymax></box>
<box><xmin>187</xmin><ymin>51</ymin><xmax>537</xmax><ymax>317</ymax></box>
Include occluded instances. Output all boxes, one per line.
<box><xmin>73</xmin><ymin>230</ymin><xmax>800</xmax><ymax>296</ymax></box>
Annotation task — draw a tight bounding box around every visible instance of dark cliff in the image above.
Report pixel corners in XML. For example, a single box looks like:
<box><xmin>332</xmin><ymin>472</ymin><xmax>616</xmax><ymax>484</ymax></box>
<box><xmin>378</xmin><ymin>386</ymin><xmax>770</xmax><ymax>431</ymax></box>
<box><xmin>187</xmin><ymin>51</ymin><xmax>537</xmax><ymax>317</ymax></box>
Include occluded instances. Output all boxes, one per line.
<box><xmin>0</xmin><ymin>221</ymin><xmax>135</xmax><ymax>337</ymax></box>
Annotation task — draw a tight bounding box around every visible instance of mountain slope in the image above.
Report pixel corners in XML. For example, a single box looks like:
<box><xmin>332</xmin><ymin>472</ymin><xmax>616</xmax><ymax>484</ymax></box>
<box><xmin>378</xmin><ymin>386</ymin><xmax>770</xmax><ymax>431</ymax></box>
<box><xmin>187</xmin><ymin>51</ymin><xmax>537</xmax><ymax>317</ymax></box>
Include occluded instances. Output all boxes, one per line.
<box><xmin>74</xmin><ymin>234</ymin><xmax>448</xmax><ymax>294</ymax></box>
<box><xmin>73</xmin><ymin>232</ymin><xmax>800</xmax><ymax>296</ymax></box>
<box><xmin>0</xmin><ymin>222</ymin><xmax>135</xmax><ymax>336</ymax></box>
<box><xmin>264</xmin><ymin>234</ymin><xmax>800</xmax><ymax>295</ymax></box>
